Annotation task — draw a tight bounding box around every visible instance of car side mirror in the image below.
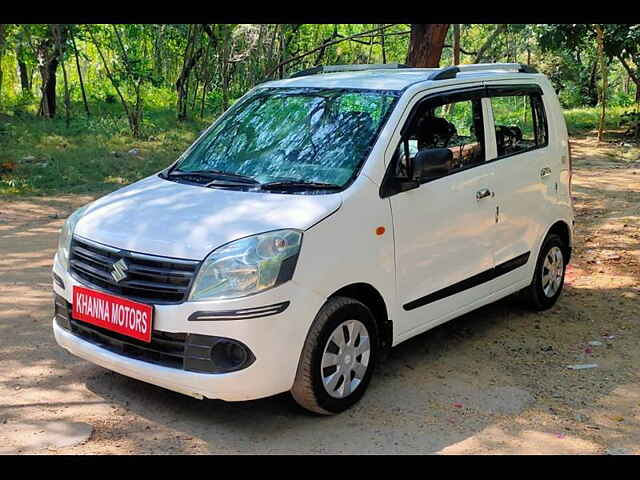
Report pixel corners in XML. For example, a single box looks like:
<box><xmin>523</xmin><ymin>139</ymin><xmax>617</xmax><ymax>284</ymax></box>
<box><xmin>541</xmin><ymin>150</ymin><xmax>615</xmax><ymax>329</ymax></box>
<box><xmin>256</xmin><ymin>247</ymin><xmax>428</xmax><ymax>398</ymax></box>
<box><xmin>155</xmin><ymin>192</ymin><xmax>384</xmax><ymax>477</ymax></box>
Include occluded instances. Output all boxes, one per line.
<box><xmin>411</xmin><ymin>148</ymin><xmax>453</xmax><ymax>181</ymax></box>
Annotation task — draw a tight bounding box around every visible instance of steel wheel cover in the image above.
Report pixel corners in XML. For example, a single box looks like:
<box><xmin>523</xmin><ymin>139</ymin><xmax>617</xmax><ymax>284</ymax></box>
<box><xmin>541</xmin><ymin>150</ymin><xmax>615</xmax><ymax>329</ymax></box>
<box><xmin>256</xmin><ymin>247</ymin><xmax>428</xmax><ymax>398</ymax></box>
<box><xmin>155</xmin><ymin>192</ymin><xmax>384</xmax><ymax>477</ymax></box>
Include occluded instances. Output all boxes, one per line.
<box><xmin>542</xmin><ymin>246</ymin><xmax>564</xmax><ymax>298</ymax></box>
<box><xmin>320</xmin><ymin>319</ymin><xmax>371</xmax><ymax>399</ymax></box>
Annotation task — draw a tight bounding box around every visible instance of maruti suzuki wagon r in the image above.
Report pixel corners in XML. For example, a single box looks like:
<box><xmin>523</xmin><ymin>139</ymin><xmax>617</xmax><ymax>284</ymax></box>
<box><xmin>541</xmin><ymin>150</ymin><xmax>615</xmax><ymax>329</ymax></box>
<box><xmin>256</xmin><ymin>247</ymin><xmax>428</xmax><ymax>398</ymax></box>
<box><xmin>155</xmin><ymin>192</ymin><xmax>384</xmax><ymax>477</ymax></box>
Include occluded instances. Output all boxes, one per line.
<box><xmin>53</xmin><ymin>63</ymin><xmax>574</xmax><ymax>414</ymax></box>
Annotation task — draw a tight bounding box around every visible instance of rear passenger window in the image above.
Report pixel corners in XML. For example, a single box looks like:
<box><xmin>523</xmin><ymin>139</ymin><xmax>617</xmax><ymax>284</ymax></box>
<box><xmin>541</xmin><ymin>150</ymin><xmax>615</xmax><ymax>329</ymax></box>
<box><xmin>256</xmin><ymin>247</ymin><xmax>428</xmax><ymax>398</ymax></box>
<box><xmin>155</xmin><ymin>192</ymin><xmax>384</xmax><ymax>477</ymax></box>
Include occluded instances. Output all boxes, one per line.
<box><xmin>490</xmin><ymin>93</ymin><xmax>548</xmax><ymax>157</ymax></box>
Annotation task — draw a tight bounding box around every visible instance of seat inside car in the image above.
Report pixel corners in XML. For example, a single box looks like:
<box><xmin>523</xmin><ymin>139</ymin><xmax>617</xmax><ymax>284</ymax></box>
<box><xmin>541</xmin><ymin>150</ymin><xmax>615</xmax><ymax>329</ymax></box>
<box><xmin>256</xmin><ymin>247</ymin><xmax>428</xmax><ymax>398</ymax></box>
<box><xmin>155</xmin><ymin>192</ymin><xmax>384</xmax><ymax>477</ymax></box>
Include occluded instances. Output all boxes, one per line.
<box><xmin>417</xmin><ymin>114</ymin><xmax>457</xmax><ymax>149</ymax></box>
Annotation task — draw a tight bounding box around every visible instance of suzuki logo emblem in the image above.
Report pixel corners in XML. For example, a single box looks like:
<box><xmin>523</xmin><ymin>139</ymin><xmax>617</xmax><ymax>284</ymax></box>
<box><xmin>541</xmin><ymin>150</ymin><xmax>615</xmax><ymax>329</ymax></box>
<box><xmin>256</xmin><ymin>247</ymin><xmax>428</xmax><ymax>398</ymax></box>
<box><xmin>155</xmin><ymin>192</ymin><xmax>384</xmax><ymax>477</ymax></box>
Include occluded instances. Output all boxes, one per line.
<box><xmin>110</xmin><ymin>258</ymin><xmax>129</xmax><ymax>283</ymax></box>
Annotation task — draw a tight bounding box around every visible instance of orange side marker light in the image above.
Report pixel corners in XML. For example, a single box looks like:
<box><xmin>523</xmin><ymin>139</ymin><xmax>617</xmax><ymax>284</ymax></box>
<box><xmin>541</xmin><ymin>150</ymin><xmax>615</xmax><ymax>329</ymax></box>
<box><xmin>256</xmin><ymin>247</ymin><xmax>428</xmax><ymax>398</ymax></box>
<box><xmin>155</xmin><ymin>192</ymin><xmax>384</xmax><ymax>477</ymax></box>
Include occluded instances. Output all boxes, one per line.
<box><xmin>376</xmin><ymin>226</ymin><xmax>386</xmax><ymax>236</ymax></box>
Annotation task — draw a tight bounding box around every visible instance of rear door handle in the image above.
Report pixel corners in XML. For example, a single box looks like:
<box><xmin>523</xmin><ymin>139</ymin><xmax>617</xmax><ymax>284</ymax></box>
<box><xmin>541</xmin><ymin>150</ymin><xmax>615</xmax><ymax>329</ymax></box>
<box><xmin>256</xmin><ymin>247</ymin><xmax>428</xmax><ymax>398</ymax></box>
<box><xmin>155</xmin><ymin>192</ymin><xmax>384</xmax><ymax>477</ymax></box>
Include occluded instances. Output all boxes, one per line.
<box><xmin>476</xmin><ymin>188</ymin><xmax>492</xmax><ymax>200</ymax></box>
<box><xmin>540</xmin><ymin>167</ymin><xmax>552</xmax><ymax>178</ymax></box>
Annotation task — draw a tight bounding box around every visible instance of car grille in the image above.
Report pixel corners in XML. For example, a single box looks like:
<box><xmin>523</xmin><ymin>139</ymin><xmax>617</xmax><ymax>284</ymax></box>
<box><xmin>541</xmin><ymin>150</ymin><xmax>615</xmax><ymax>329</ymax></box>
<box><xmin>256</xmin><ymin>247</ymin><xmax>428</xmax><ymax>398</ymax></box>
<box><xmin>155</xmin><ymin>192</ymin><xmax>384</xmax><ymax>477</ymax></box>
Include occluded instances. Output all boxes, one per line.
<box><xmin>69</xmin><ymin>236</ymin><xmax>200</xmax><ymax>304</ymax></box>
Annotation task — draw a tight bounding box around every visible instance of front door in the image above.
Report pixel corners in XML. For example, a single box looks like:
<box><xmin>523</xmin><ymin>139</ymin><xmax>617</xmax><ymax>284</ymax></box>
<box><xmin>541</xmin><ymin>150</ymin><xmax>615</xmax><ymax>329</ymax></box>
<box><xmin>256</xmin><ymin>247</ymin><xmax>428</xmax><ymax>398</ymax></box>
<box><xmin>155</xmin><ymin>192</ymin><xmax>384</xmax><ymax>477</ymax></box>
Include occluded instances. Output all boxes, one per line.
<box><xmin>386</xmin><ymin>89</ymin><xmax>497</xmax><ymax>337</ymax></box>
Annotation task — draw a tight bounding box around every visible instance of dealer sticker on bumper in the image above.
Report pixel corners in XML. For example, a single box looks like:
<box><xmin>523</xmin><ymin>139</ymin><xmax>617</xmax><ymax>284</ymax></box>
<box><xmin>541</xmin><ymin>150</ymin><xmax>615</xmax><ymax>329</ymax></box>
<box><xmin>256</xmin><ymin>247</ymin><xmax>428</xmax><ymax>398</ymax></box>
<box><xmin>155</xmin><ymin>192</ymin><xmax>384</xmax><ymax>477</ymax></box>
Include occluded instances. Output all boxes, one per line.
<box><xmin>71</xmin><ymin>286</ymin><xmax>153</xmax><ymax>343</ymax></box>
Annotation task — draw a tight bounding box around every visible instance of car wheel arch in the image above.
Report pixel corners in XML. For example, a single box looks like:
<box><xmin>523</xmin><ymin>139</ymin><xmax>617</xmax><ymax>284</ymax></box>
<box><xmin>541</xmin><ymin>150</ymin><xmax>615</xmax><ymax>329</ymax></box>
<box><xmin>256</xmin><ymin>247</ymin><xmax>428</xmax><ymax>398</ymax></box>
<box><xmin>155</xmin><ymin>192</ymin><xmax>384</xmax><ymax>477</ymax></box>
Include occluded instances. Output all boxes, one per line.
<box><xmin>328</xmin><ymin>282</ymin><xmax>393</xmax><ymax>357</ymax></box>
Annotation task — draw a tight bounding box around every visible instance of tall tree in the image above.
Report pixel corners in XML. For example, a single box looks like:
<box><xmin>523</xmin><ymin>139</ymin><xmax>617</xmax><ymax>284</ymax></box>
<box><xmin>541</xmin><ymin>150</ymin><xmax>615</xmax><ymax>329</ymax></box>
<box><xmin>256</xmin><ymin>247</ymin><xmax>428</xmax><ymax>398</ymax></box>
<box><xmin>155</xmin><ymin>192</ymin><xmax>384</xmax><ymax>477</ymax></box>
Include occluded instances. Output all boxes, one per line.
<box><xmin>605</xmin><ymin>24</ymin><xmax>640</xmax><ymax>112</ymax></box>
<box><xmin>16</xmin><ymin>47</ymin><xmax>31</xmax><ymax>94</ymax></box>
<box><xmin>12</xmin><ymin>25</ymin><xmax>34</xmax><ymax>96</ymax></box>
<box><xmin>176</xmin><ymin>24</ymin><xmax>206</xmax><ymax>121</ymax></box>
<box><xmin>69</xmin><ymin>25</ymin><xmax>90</xmax><ymax>117</ymax></box>
<box><xmin>36</xmin><ymin>25</ymin><xmax>61</xmax><ymax>118</ymax></box>
<box><xmin>453</xmin><ymin>24</ymin><xmax>461</xmax><ymax>65</ymax></box>
<box><xmin>218</xmin><ymin>24</ymin><xmax>236</xmax><ymax>112</ymax></box>
<box><xmin>0</xmin><ymin>24</ymin><xmax>6</xmax><ymax>111</ymax></box>
<box><xmin>88</xmin><ymin>24</ymin><xmax>151</xmax><ymax>137</ymax></box>
<box><xmin>406</xmin><ymin>24</ymin><xmax>450</xmax><ymax>67</ymax></box>
<box><xmin>595</xmin><ymin>25</ymin><xmax>608</xmax><ymax>142</ymax></box>
<box><xmin>52</xmin><ymin>24</ymin><xmax>70</xmax><ymax>127</ymax></box>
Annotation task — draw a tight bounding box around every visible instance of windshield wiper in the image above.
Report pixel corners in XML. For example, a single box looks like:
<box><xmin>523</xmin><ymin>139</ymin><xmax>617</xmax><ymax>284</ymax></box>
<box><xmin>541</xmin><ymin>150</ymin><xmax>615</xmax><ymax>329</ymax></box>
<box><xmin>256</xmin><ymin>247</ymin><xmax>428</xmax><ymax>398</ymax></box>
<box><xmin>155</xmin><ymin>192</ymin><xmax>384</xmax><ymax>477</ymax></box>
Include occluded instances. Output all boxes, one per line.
<box><xmin>260</xmin><ymin>180</ymin><xmax>342</xmax><ymax>191</ymax></box>
<box><xmin>166</xmin><ymin>169</ymin><xmax>259</xmax><ymax>185</ymax></box>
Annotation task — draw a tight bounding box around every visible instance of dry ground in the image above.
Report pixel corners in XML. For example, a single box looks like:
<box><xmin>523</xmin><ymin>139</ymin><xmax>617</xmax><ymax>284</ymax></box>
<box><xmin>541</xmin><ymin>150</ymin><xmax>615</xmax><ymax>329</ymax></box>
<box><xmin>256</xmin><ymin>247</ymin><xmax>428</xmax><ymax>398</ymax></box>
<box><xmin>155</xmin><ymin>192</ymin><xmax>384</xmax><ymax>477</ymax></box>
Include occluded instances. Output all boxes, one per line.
<box><xmin>0</xmin><ymin>136</ymin><xmax>639</xmax><ymax>454</ymax></box>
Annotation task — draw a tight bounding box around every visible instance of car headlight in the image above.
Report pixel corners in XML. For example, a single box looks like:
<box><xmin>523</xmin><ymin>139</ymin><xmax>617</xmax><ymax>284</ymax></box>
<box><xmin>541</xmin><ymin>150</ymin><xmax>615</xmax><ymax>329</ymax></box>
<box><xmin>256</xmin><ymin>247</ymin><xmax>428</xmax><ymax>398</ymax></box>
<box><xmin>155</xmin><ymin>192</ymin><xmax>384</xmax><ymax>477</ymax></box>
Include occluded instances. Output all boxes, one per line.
<box><xmin>57</xmin><ymin>205</ymin><xmax>89</xmax><ymax>270</ymax></box>
<box><xmin>189</xmin><ymin>229</ymin><xmax>303</xmax><ymax>302</ymax></box>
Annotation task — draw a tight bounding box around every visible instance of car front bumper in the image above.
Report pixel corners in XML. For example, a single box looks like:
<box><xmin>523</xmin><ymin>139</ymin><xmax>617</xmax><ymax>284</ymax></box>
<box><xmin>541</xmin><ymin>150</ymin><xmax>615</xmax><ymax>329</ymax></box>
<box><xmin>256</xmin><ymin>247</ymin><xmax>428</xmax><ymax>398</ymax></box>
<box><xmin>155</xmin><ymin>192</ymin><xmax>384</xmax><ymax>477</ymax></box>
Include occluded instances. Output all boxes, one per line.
<box><xmin>52</xmin><ymin>252</ymin><xmax>326</xmax><ymax>402</ymax></box>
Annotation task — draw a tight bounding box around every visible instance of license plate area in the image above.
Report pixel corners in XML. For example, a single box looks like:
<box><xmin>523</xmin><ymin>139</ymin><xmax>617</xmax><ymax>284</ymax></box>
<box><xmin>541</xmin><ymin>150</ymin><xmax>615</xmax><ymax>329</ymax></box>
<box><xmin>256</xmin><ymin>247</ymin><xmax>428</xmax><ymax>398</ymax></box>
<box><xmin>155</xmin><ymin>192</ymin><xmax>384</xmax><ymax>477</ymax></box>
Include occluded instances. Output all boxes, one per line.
<box><xmin>72</xmin><ymin>286</ymin><xmax>154</xmax><ymax>343</ymax></box>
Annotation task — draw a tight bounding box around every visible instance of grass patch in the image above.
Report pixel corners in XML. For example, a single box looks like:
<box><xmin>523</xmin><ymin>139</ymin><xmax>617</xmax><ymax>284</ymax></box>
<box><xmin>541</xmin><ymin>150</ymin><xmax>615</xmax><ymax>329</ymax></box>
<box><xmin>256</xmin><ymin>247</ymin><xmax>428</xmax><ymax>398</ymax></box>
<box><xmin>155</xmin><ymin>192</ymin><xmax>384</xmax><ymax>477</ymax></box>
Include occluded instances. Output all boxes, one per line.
<box><xmin>0</xmin><ymin>102</ymin><xmax>211</xmax><ymax>196</ymax></box>
<box><xmin>563</xmin><ymin>105</ymin><xmax>636</xmax><ymax>136</ymax></box>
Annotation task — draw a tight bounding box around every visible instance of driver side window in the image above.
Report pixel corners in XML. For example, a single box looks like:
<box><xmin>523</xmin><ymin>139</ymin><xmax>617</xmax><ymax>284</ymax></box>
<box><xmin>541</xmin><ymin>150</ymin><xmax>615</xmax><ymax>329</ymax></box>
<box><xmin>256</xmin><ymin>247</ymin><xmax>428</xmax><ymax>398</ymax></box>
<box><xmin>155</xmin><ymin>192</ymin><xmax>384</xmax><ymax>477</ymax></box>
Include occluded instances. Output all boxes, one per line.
<box><xmin>394</xmin><ymin>96</ymin><xmax>485</xmax><ymax>180</ymax></box>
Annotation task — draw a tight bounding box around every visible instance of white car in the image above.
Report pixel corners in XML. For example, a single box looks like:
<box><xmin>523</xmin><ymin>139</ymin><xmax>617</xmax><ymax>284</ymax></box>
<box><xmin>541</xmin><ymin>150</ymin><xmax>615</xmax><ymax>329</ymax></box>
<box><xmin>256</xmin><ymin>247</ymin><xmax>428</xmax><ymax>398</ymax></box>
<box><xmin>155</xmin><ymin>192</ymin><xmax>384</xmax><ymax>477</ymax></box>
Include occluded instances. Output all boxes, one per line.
<box><xmin>53</xmin><ymin>63</ymin><xmax>574</xmax><ymax>414</ymax></box>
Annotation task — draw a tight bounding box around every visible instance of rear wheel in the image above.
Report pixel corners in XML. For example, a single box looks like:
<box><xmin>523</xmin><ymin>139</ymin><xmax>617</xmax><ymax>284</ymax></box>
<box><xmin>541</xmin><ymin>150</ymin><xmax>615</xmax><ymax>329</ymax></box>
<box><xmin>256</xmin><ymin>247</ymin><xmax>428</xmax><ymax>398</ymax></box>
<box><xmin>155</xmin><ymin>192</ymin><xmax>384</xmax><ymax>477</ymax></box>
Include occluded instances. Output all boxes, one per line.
<box><xmin>291</xmin><ymin>296</ymin><xmax>378</xmax><ymax>415</ymax></box>
<box><xmin>522</xmin><ymin>233</ymin><xmax>567</xmax><ymax>311</ymax></box>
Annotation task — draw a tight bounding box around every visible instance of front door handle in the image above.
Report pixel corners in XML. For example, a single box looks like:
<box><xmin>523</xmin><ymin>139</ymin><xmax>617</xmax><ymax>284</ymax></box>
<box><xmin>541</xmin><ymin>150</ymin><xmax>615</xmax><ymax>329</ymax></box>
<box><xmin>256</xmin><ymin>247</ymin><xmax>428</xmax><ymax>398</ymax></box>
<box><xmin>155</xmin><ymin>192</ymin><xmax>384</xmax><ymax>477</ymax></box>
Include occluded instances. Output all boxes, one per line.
<box><xmin>476</xmin><ymin>188</ymin><xmax>492</xmax><ymax>200</ymax></box>
<box><xmin>540</xmin><ymin>167</ymin><xmax>552</xmax><ymax>178</ymax></box>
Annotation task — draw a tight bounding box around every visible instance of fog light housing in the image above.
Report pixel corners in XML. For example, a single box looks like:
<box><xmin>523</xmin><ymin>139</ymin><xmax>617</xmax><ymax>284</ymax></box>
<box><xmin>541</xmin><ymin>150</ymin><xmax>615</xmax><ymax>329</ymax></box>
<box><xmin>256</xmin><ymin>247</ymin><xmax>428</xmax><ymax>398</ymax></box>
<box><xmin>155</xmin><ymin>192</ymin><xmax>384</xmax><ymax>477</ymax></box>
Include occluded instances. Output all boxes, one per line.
<box><xmin>210</xmin><ymin>340</ymin><xmax>250</xmax><ymax>371</ymax></box>
<box><xmin>184</xmin><ymin>334</ymin><xmax>255</xmax><ymax>374</ymax></box>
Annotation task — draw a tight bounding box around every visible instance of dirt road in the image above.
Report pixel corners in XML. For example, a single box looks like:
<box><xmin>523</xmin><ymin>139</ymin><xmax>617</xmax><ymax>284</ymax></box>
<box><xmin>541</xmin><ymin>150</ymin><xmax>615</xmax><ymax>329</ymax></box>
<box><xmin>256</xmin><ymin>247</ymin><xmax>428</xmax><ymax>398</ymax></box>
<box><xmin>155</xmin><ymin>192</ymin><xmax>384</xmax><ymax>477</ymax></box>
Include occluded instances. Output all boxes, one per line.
<box><xmin>1</xmin><ymin>136</ymin><xmax>639</xmax><ymax>454</ymax></box>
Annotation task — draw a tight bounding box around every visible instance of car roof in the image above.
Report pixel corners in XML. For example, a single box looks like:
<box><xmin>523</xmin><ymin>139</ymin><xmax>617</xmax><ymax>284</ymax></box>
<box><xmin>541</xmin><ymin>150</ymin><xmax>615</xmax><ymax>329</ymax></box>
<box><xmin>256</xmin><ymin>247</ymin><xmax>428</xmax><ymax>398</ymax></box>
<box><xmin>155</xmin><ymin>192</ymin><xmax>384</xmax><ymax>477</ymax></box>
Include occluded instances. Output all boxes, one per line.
<box><xmin>258</xmin><ymin>68</ymin><xmax>545</xmax><ymax>92</ymax></box>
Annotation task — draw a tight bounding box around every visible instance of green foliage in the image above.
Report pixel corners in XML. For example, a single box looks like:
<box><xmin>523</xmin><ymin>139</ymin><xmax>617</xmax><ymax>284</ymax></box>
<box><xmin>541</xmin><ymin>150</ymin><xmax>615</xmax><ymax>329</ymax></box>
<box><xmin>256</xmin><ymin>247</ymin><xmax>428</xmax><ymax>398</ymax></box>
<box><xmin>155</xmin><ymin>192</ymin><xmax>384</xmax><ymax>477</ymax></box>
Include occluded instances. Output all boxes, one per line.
<box><xmin>563</xmin><ymin>105</ymin><xmax>632</xmax><ymax>135</ymax></box>
<box><xmin>491</xmin><ymin>96</ymin><xmax>535</xmax><ymax>138</ymax></box>
<box><xmin>0</xmin><ymin>101</ymin><xmax>209</xmax><ymax>195</ymax></box>
<box><xmin>1</xmin><ymin>23</ymin><xmax>639</xmax><ymax>196</ymax></box>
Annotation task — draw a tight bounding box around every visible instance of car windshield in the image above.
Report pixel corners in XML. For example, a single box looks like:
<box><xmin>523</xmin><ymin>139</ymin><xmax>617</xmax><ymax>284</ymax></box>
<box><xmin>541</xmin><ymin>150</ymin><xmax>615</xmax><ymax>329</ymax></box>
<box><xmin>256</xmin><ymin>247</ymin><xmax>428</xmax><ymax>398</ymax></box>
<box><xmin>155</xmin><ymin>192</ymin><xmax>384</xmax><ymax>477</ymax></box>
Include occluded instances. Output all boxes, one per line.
<box><xmin>173</xmin><ymin>87</ymin><xmax>399</xmax><ymax>188</ymax></box>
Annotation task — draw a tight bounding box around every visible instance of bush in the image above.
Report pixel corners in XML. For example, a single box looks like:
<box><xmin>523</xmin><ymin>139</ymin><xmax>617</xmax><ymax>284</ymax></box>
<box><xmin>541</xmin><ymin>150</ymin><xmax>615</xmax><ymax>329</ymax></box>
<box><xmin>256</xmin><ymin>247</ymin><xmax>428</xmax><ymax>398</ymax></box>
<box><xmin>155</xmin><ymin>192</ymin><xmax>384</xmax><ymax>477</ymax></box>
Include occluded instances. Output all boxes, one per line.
<box><xmin>563</xmin><ymin>106</ymin><xmax>631</xmax><ymax>135</ymax></box>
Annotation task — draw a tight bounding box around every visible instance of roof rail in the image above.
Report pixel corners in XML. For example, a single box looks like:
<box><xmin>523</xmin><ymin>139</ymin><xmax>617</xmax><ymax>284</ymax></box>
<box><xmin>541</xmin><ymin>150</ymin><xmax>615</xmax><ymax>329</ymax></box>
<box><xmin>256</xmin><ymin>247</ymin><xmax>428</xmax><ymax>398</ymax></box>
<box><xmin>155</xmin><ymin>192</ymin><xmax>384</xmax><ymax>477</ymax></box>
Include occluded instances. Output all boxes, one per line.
<box><xmin>289</xmin><ymin>63</ymin><xmax>409</xmax><ymax>79</ymax></box>
<box><xmin>427</xmin><ymin>63</ymin><xmax>538</xmax><ymax>81</ymax></box>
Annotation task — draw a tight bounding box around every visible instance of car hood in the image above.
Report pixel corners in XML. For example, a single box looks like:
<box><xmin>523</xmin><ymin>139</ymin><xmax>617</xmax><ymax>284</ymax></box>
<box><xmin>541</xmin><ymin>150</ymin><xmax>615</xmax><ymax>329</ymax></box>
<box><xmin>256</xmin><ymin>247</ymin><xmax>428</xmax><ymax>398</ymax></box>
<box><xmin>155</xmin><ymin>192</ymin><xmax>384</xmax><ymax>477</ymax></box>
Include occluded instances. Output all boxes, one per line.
<box><xmin>74</xmin><ymin>174</ymin><xmax>342</xmax><ymax>260</ymax></box>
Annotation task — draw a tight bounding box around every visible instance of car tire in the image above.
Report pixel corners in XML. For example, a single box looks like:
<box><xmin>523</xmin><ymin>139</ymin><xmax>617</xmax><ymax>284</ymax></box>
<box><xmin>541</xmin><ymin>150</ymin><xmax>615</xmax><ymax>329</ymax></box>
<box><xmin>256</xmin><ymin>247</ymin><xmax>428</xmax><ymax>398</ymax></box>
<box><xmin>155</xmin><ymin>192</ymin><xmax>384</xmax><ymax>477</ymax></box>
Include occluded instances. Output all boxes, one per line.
<box><xmin>522</xmin><ymin>233</ymin><xmax>567</xmax><ymax>311</ymax></box>
<box><xmin>291</xmin><ymin>296</ymin><xmax>379</xmax><ymax>415</ymax></box>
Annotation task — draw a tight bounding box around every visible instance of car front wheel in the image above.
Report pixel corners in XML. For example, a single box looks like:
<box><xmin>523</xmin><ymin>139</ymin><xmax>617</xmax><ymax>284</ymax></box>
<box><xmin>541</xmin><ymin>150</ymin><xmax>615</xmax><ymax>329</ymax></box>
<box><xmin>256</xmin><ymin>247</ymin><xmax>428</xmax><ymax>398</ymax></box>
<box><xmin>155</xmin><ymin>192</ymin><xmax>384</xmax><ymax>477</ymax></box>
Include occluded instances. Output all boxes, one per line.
<box><xmin>291</xmin><ymin>296</ymin><xmax>379</xmax><ymax>415</ymax></box>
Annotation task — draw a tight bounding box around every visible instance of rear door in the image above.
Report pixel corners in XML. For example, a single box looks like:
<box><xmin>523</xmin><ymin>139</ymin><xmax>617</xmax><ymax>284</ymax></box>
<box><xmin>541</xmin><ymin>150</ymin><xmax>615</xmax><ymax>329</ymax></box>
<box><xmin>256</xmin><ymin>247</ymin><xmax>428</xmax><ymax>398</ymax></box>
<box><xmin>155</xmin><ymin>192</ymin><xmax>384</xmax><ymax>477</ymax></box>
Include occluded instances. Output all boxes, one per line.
<box><xmin>483</xmin><ymin>82</ymin><xmax>554</xmax><ymax>291</ymax></box>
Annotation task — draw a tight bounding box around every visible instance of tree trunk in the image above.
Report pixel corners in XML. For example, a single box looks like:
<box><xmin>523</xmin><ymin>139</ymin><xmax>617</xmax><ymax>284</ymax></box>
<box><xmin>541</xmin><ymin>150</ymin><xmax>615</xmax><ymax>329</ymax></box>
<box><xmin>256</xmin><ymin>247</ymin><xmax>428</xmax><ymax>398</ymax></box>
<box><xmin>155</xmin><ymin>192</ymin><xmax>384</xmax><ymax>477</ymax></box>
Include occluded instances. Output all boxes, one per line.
<box><xmin>176</xmin><ymin>24</ymin><xmax>205</xmax><ymax>121</ymax></box>
<box><xmin>221</xmin><ymin>58</ymin><xmax>230</xmax><ymax>112</ymax></box>
<box><xmin>200</xmin><ymin>78</ymin><xmax>209</xmax><ymax>119</ymax></box>
<box><xmin>278</xmin><ymin>25</ymin><xmax>286</xmax><ymax>79</ymax></box>
<box><xmin>587</xmin><ymin>57</ymin><xmax>599</xmax><ymax>107</ymax></box>
<box><xmin>380</xmin><ymin>24</ymin><xmax>387</xmax><ymax>64</ymax></box>
<box><xmin>453</xmin><ymin>24</ymin><xmax>460</xmax><ymax>65</ymax></box>
<box><xmin>52</xmin><ymin>25</ymin><xmax>70</xmax><ymax>127</ymax></box>
<box><xmin>596</xmin><ymin>25</ymin><xmax>607</xmax><ymax>143</ymax></box>
<box><xmin>89</xmin><ymin>27</ymin><xmax>141</xmax><ymax>137</ymax></box>
<box><xmin>18</xmin><ymin>58</ymin><xmax>30</xmax><ymax>93</ymax></box>
<box><xmin>406</xmin><ymin>24</ymin><xmax>450</xmax><ymax>68</ymax></box>
<box><xmin>199</xmin><ymin>30</ymin><xmax>218</xmax><ymax>119</ymax></box>
<box><xmin>16</xmin><ymin>40</ymin><xmax>32</xmax><ymax>95</ymax></box>
<box><xmin>219</xmin><ymin>25</ymin><xmax>233</xmax><ymax>112</ymax></box>
<box><xmin>38</xmin><ymin>59</ymin><xmax>58</xmax><ymax>117</ymax></box>
<box><xmin>36</xmin><ymin>28</ymin><xmax>60</xmax><ymax>118</ymax></box>
<box><xmin>70</xmin><ymin>27</ymin><xmax>89</xmax><ymax>117</ymax></box>
<box><xmin>132</xmin><ymin>79</ymin><xmax>143</xmax><ymax>138</ymax></box>
<box><xmin>153</xmin><ymin>24</ymin><xmax>165</xmax><ymax>80</ymax></box>
<box><xmin>176</xmin><ymin>24</ymin><xmax>195</xmax><ymax>121</ymax></box>
<box><xmin>618</xmin><ymin>54</ymin><xmax>640</xmax><ymax>104</ymax></box>
<box><xmin>624</xmin><ymin>71</ymin><xmax>630</xmax><ymax>94</ymax></box>
<box><xmin>0</xmin><ymin>24</ymin><xmax>6</xmax><ymax>111</ymax></box>
<box><xmin>190</xmin><ymin>72</ymin><xmax>199</xmax><ymax>112</ymax></box>
<box><xmin>111</xmin><ymin>24</ymin><xmax>145</xmax><ymax>138</ymax></box>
